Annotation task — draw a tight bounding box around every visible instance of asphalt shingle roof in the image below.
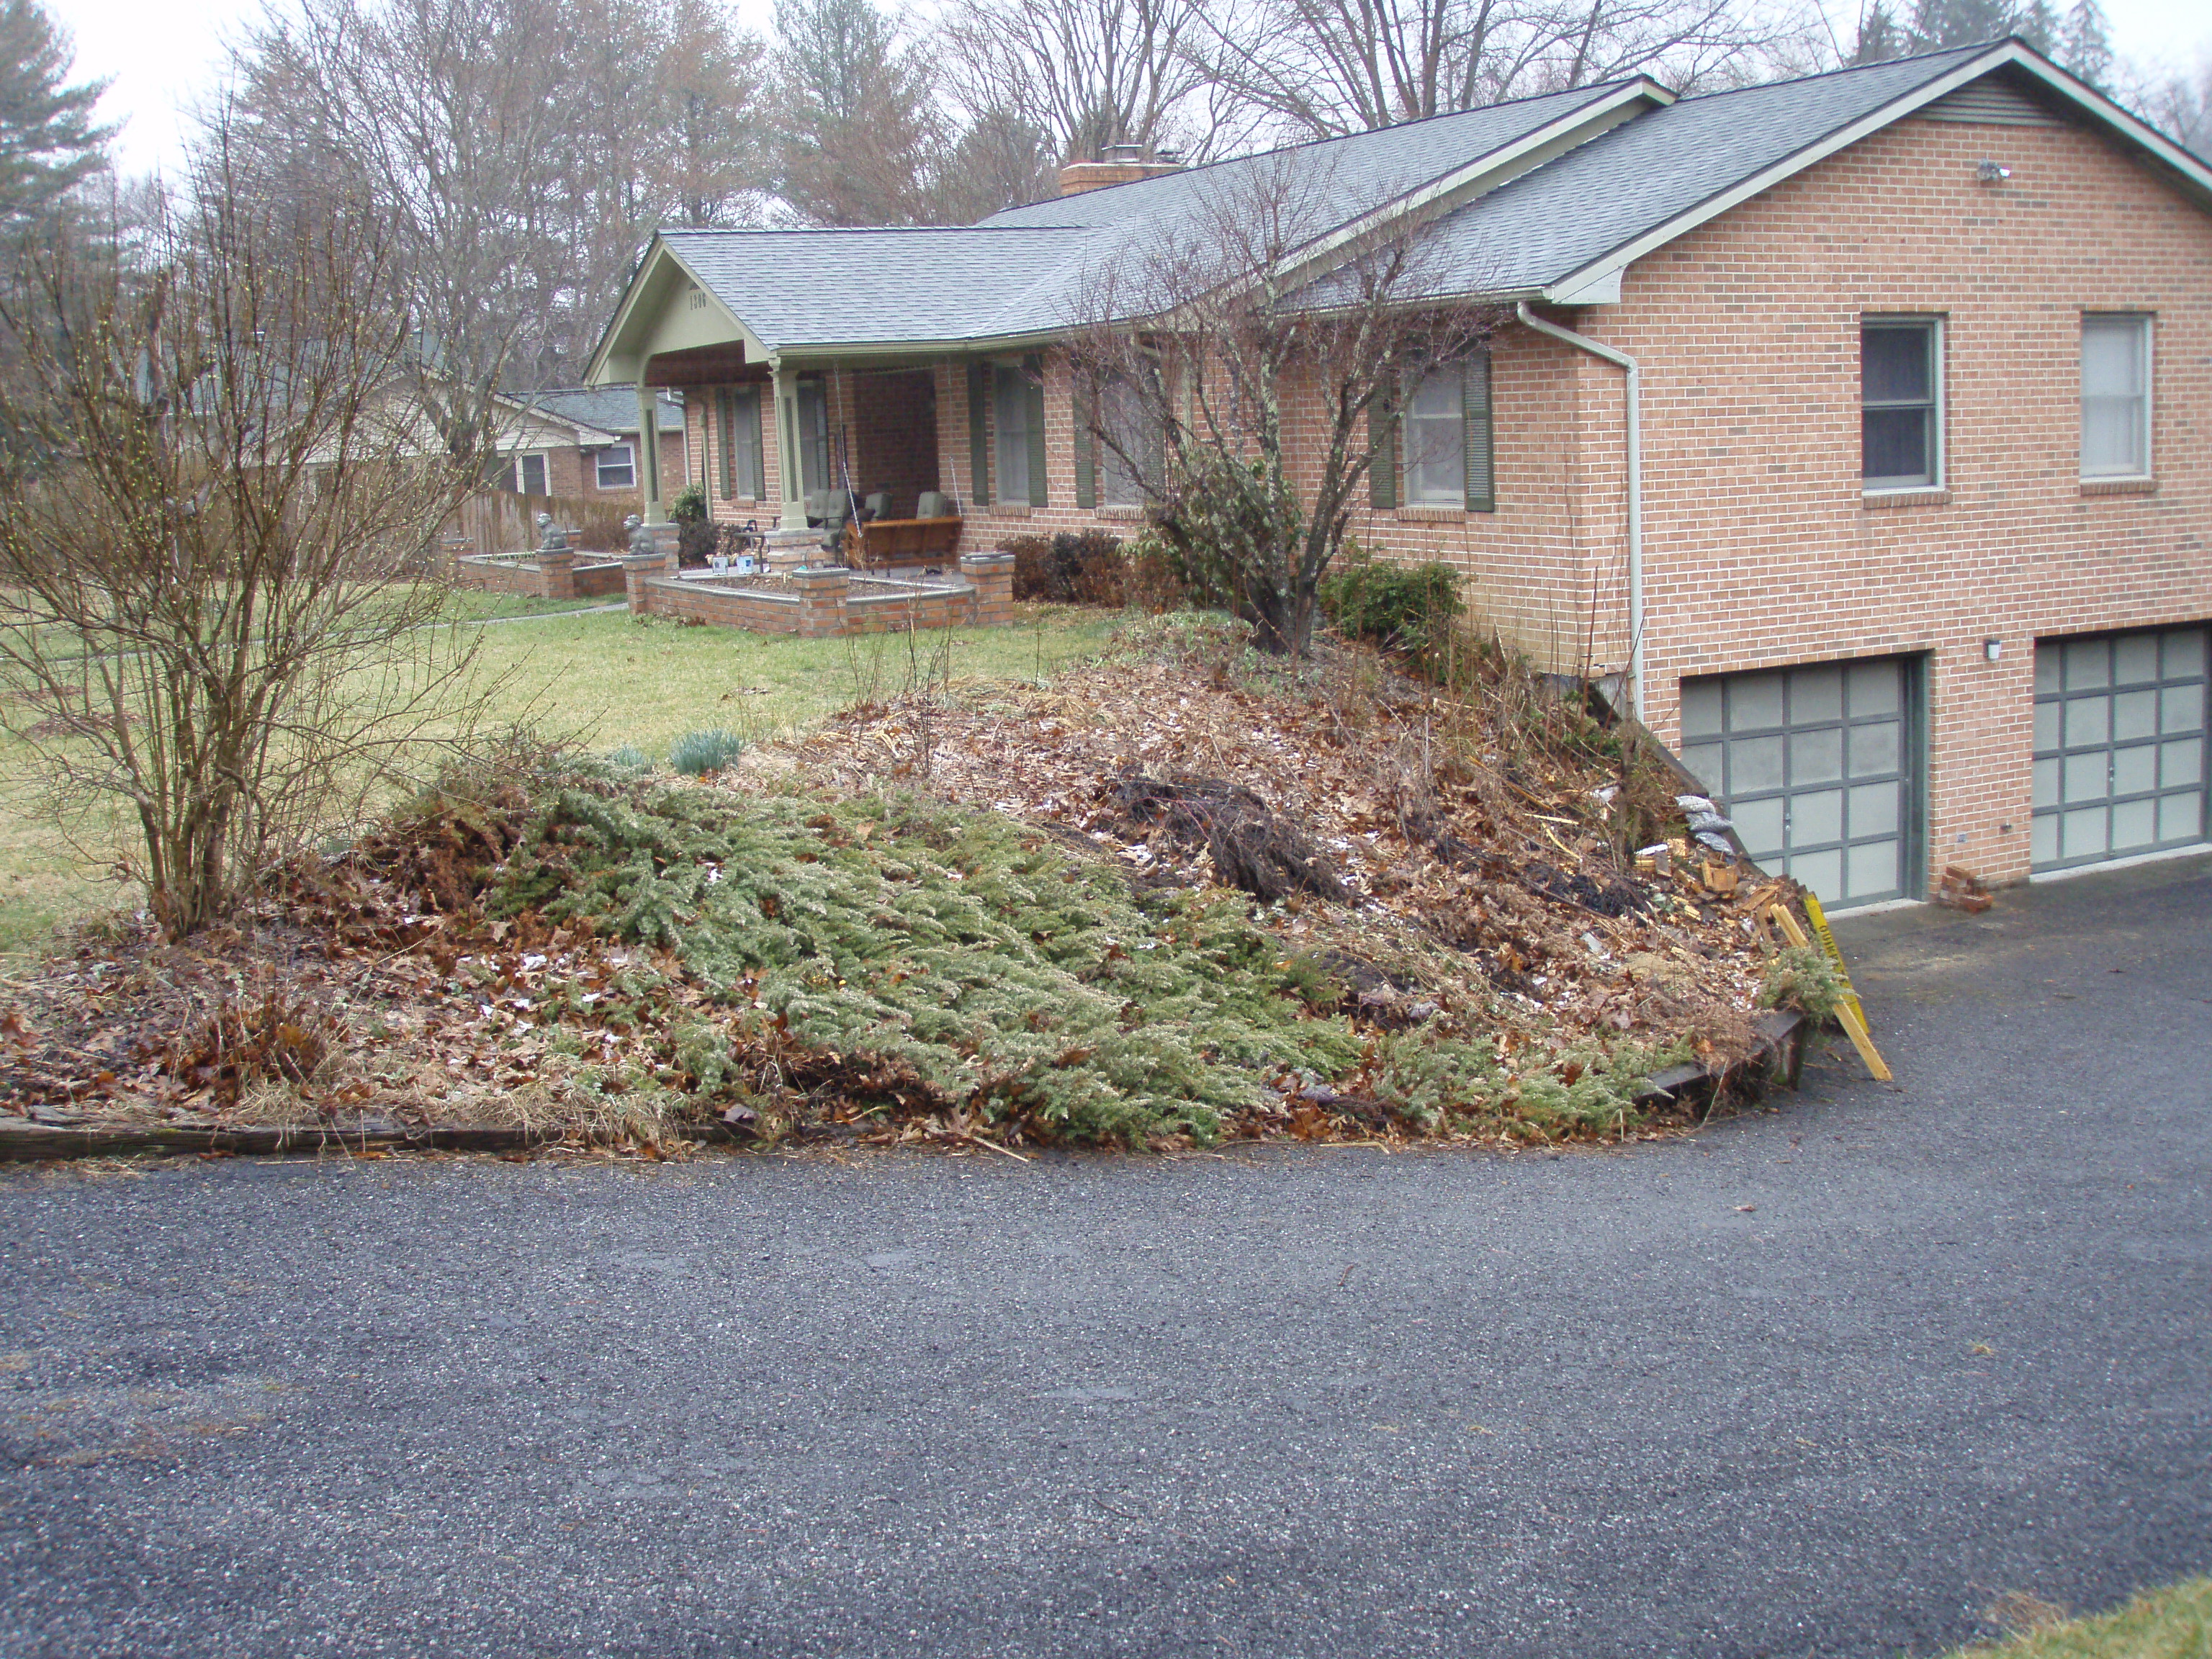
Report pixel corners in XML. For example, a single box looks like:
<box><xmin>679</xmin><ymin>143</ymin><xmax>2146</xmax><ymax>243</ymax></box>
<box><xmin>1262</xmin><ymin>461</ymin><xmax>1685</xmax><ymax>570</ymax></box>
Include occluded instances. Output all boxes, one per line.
<box><xmin>527</xmin><ymin>385</ymin><xmax>685</xmax><ymax>436</ymax></box>
<box><xmin>1416</xmin><ymin>45</ymin><xmax>1994</xmax><ymax>292</ymax></box>
<box><xmin>639</xmin><ymin>44</ymin><xmax>2125</xmax><ymax>354</ymax></box>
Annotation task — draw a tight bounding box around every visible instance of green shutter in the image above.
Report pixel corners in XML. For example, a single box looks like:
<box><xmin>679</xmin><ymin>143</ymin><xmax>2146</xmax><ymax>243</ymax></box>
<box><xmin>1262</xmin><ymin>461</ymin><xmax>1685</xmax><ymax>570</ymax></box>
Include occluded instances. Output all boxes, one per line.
<box><xmin>1370</xmin><ymin>400</ymin><xmax>1398</xmax><ymax>511</ymax></box>
<box><xmin>1023</xmin><ymin>354</ymin><xmax>1048</xmax><ymax>507</ymax></box>
<box><xmin>967</xmin><ymin>360</ymin><xmax>990</xmax><ymax>504</ymax></box>
<box><xmin>1463</xmin><ymin>350</ymin><xmax>1494</xmax><ymax>512</ymax></box>
<box><xmin>1074</xmin><ymin>382</ymin><xmax>1096</xmax><ymax>511</ymax></box>
<box><xmin>717</xmin><ymin>390</ymin><xmax>736</xmax><ymax>500</ymax></box>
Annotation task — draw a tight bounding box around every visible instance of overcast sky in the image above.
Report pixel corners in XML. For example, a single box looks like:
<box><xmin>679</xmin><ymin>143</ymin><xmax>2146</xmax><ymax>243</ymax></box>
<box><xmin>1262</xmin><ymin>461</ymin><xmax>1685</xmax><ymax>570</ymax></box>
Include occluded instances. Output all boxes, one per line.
<box><xmin>49</xmin><ymin>0</ymin><xmax>2212</xmax><ymax>179</ymax></box>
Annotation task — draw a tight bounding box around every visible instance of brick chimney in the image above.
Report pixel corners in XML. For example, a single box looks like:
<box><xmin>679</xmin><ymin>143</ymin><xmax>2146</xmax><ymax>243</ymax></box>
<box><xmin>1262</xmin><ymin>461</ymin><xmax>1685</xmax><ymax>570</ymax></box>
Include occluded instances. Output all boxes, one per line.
<box><xmin>1057</xmin><ymin>144</ymin><xmax>1184</xmax><ymax>196</ymax></box>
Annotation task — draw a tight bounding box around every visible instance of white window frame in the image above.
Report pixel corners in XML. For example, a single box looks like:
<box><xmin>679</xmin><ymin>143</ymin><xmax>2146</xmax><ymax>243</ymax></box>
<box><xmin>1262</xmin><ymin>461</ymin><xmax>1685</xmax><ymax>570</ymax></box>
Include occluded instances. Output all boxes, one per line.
<box><xmin>1403</xmin><ymin>361</ymin><xmax>1466</xmax><ymax>506</ymax></box>
<box><xmin>2080</xmin><ymin>313</ymin><xmax>2154</xmax><ymax>482</ymax></box>
<box><xmin>508</xmin><ymin>451</ymin><xmax>549</xmax><ymax>496</ymax></box>
<box><xmin>1860</xmin><ymin>315</ymin><xmax>1945</xmax><ymax>495</ymax></box>
<box><xmin>595</xmin><ymin>443</ymin><xmax>636</xmax><ymax>490</ymax></box>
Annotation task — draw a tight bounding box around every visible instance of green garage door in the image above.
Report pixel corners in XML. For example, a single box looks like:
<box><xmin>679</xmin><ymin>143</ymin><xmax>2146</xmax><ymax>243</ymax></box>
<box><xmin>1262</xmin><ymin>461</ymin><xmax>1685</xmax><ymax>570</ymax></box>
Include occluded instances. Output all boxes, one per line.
<box><xmin>1678</xmin><ymin>657</ymin><xmax>1918</xmax><ymax>907</ymax></box>
<box><xmin>2032</xmin><ymin>626</ymin><xmax>2207</xmax><ymax>871</ymax></box>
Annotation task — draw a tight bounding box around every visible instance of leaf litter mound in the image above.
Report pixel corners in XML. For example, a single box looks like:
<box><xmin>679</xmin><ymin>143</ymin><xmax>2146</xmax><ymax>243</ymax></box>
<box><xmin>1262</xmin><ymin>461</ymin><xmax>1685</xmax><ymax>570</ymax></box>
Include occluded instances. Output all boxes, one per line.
<box><xmin>2</xmin><ymin>615</ymin><xmax>1817</xmax><ymax>1156</ymax></box>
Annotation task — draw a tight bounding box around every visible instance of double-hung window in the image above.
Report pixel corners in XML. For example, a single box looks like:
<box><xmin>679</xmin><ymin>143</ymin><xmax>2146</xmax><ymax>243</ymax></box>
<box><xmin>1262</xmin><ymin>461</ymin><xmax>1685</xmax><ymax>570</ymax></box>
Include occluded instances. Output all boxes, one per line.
<box><xmin>595</xmin><ymin>444</ymin><xmax>635</xmax><ymax>490</ymax></box>
<box><xmin>2081</xmin><ymin>314</ymin><xmax>2152</xmax><ymax>479</ymax></box>
<box><xmin>1100</xmin><ymin>379</ymin><xmax>1158</xmax><ymax>506</ymax></box>
<box><xmin>994</xmin><ymin>359</ymin><xmax>1048</xmax><ymax>507</ymax></box>
<box><xmin>1372</xmin><ymin>352</ymin><xmax>1494</xmax><ymax>511</ymax></box>
<box><xmin>794</xmin><ymin>377</ymin><xmax>830</xmax><ymax>495</ymax></box>
<box><xmin>719</xmin><ymin>386</ymin><xmax>765</xmax><ymax>500</ymax></box>
<box><xmin>503</xmin><ymin>452</ymin><xmax>549</xmax><ymax>496</ymax></box>
<box><xmin>1861</xmin><ymin>318</ymin><xmax>1941</xmax><ymax>491</ymax></box>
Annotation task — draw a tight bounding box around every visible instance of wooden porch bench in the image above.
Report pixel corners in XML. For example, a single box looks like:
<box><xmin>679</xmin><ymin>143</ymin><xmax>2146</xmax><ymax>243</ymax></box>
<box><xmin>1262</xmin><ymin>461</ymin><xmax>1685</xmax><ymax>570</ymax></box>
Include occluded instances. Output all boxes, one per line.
<box><xmin>847</xmin><ymin>516</ymin><xmax>963</xmax><ymax>568</ymax></box>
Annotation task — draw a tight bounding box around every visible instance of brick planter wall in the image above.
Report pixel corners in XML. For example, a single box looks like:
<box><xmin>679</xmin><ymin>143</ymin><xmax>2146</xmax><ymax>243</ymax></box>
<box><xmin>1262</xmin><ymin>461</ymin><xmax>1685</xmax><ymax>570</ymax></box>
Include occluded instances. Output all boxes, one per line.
<box><xmin>624</xmin><ymin>552</ymin><xmax>1017</xmax><ymax>639</ymax></box>
<box><xmin>456</xmin><ymin>552</ymin><xmax>626</xmax><ymax>600</ymax></box>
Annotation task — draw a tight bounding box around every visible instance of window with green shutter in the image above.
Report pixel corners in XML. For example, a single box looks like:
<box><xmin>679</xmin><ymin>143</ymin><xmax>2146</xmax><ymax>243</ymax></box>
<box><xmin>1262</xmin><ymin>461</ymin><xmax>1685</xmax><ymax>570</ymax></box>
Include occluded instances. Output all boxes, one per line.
<box><xmin>967</xmin><ymin>361</ymin><xmax>990</xmax><ymax>504</ymax></box>
<box><xmin>1369</xmin><ymin>400</ymin><xmax>1397</xmax><ymax>511</ymax></box>
<box><xmin>1074</xmin><ymin>383</ymin><xmax>1096</xmax><ymax>510</ymax></box>
<box><xmin>1462</xmin><ymin>349</ymin><xmax>1494</xmax><ymax>512</ymax></box>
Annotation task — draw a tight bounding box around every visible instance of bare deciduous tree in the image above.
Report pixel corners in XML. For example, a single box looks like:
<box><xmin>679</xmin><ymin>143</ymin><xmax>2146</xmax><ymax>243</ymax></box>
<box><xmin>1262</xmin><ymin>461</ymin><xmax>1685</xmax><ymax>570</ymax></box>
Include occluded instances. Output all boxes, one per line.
<box><xmin>1066</xmin><ymin>156</ymin><xmax>1503</xmax><ymax>655</ymax></box>
<box><xmin>0</xmin><ymin>157</ymin><xmax>498</xmax><ymax>939</ymax></box>
<box><xmin>1194</xmin><ymin>0</ymin><xmax>1802</xmax><ymax>138</ymax></box>
<box><xmin>223</xmin><ymin>0</ymin><xmax>768</xmax><ymax>390</ymax></box>
<box><xmin>936</xmin><ymin>0</ymin><xmax>1234</xmax><ymax>166</ymax></box>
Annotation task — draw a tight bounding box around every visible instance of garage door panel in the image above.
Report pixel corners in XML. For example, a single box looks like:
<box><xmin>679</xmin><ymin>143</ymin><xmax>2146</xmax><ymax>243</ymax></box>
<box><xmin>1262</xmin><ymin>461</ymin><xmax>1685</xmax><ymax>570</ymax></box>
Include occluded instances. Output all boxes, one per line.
<box><xmin>2114</xmin><ymin>633</ymin><xmax>2160</xmax><ymax>683</ymax></box>
<box><xmin>2065</xmin><ymin>639</ymin><xmax>2110</xmax><ymax>689</ymax></box>
<box><xmin>1793</xmin><ymin>666</ymin><xmax>1843</xmax><ymax>721</ymax></box>
<box><xmin>2159</xmin><ymin>793</ymin><xmax>2202</xmax><ymax>842</ymax></box>
<box><xmin>2163</xmin><ymin>737</ymin><xmax>2202</xmax><ymax>788</ymax></box>
<box><xmin>1849</xmin><ymin>781</ymin><xmax>1899</xmax><ymax>837</ymax></box>
<box><xmin>1733</xmin><ymin>797</ymin><xmax>1786</xmax><ymax>858</ymax></box>
<box><xmin>2034</xmin><ymin>625</ymin><xmax>2208</xmax><ymax>873</ymax></box>
<box><xmin>1729</xmin><ymin>674</ymin><xmax>1784</xmax><ymax>728</ymax></box>
<box><xmin>1788</xmin><ymin>848</ymin><xmax>1843</xmax><ymax>899</ymax></box>
<box><xmin>2033</xmin><ymin>756</ymin><xmax>2061</xmax><ymax>809</ymax></box>
<box><xmin>2064</xmin><ymin>752</ymin><xmax>2108</xmax><ymax>803</ymax></box>
<box><xmin>2113</xmin><ymin>689</ymin><xmax>2158</xmax><ymax>739</ymax></box>
<box><xmin>1847</xmin><ymin>839</ymin><xmax>1899</xmax><ymax>895</ymax></box>
<box><xmin>2112</xmin><ymin>743</ymin><xmax>2157</xmax><ymax>796</ymax></box>
<box><xmin>1680</xmin><ymin>681</ymin><xmax>1724</xmax><ymax>739</ymax></box>
<box><xmin>2063</xmin><ymin>806</ymin><xmax>2108</xmax><ymax>860</ymax></box>
<box><xmin>2113</xmin><ymin>797</ymin><xmax>2159</xmax><ymax>851</ymax></box>
<box><xmin>2064</xmin><ymin>696</ymin><xmax>2109</xmax><ymax>747</ymax></box>
<box><xmin>1790</xmin><ymin>727</ymin><xmax>1843</xmax><ymax>786</ymax></box>
<box><xmin>1848</xmin><ymin>721</ymin><xmax>1899</xmax><ymax>774</ymax></box>
<box><xmin>1732</xmin><ymin>734</ymin><xmax>1785</xmax><ymax>791</ymax></box>
<box><xmin>1680</xmin><ymin>656</ymin><xmax>1917</xmax><ymax>907</ymax></box>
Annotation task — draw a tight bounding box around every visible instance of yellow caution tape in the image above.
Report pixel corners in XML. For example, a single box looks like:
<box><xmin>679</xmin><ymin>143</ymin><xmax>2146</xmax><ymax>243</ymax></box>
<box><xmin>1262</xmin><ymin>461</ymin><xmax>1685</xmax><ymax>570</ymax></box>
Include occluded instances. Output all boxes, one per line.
<box><xmin>1801</xmin><ymin>892</ymin><xmax>1870</xmax><ymax>1033</ymax></box>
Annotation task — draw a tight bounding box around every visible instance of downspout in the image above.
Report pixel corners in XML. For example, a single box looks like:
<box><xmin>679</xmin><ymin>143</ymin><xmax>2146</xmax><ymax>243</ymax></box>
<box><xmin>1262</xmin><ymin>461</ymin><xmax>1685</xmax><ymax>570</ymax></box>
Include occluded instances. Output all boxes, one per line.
<box><xmin>1515</xmin><ymin>301</ymin><xmax>1644</xmax><ymax>724</ymax></box>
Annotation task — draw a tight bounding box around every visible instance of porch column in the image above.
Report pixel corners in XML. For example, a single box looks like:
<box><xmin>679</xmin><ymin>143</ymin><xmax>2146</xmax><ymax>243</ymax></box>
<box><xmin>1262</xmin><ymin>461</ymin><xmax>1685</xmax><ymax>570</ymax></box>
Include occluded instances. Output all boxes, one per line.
<box><xmin>772</xmin><ymin>358</ymin><xmax>806</xmax><ymax>531</ymax></box>
<box><xmin>637</xmin><ymin>380</ymin><xmax>665</xmax><ymax>523</ymax></box>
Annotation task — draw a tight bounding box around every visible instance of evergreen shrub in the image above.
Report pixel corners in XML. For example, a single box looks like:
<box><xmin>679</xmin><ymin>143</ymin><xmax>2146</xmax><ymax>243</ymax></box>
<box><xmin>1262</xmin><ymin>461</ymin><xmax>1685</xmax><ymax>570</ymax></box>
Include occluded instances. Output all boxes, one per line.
<box><xmin>669</xmin><ymin>728</ymin><xmax>745</xmax><ymax>776</ymax></box>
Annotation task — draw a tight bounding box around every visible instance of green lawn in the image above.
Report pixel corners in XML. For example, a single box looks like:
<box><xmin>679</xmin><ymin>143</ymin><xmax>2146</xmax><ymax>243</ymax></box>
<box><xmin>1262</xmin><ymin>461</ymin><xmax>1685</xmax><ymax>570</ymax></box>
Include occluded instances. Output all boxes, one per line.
<box><xmin>0</xmin><ymin>603</ymin><xmax>1121</xmax><ymax>958</ymax></box>
<box><xmin>1949</xmin><ymin>1578</ymin><xmax>2211</xmax><ymax>1658</ymax></box>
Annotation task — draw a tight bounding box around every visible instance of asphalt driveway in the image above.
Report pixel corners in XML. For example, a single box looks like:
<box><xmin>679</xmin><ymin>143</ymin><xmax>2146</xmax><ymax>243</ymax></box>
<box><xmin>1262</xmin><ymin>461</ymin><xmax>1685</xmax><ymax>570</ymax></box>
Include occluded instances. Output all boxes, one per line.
<box><xmin>2</xmin><ymin>854</ymin><xmax>2207</xmax><ymax>1658</ymax></box>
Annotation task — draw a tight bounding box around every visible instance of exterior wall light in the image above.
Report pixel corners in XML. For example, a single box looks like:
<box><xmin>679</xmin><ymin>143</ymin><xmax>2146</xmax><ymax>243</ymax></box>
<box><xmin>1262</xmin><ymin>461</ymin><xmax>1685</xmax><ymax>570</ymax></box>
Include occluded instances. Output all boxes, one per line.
<box><xmin>1984</xmin><ymin>637</ymin><xmax>2003</xmax><ymax>662</ymax></box>
<box><xmin>1977</xmin><ymin>160</ymin><xmax>2012</xmax><ymax>184</ymax></box>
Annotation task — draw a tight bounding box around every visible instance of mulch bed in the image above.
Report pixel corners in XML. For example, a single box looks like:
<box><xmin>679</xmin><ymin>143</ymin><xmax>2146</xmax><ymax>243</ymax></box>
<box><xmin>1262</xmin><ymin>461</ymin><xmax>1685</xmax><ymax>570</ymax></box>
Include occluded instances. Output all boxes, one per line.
<box><xmin>1</xmin><ymin>623</ymin><xmax>1822</xmax><ymax>1159</ymax></box>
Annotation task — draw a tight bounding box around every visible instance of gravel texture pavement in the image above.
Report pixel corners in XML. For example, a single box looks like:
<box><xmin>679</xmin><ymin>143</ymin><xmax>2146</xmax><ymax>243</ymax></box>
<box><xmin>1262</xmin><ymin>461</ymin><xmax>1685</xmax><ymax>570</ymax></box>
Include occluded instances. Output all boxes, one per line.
<box><xmin>1</xmin><ymin>853</ymin><xmax>2207</xmax><ymax>1658</ymax></box>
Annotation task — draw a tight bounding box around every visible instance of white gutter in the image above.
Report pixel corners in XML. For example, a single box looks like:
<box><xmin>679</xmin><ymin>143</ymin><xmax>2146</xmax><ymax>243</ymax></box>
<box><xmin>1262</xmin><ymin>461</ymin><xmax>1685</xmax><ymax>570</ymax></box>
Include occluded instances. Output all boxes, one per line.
<box><xmin>1515</xmin><ymin>300</ymin><xmax>1645</xmax><ymax>723</ymax></box>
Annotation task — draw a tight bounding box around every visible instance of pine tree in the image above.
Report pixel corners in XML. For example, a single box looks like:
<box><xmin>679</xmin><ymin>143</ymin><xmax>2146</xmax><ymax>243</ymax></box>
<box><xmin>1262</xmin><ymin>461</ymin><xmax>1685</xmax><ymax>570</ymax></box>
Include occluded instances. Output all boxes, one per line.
<box><xmin>1851</xmin><ymin>0</ymin><xmax>1904</xmax><ymax>64</ymax></box>
<box><xmin>0</xmin><ymin>0</ymin><xmax>110</xmax><ymax>223</ymax></box>
<box><xmin>2058</xmin><ymin>0</ymin><xmax>2111</xmax><ymax>84</ymax></box>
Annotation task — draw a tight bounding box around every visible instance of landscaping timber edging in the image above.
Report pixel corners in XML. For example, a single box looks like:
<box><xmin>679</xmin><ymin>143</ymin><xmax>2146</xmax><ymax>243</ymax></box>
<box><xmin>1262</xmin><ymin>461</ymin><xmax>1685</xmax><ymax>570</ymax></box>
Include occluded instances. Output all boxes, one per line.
<box><xmin>0</xmin><ymin>1011</ymin><xmax>1809</xmax><ymax>1164</ymax></box>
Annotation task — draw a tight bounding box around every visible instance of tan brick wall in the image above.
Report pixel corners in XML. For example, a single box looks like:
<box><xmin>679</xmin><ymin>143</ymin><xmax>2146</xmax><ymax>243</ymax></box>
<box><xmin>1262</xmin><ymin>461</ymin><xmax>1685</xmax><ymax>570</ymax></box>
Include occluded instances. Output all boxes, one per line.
<box><xmin>1554</xmin><ymin>111</ymin><xmax>2212</xmax><ymax>889</ymax></box>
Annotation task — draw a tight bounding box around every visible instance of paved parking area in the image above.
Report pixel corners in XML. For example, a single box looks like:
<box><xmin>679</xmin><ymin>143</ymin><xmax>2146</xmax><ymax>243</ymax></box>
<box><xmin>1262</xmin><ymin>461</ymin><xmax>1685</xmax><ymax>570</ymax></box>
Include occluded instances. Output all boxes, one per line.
<box><xmin>1</xmin><ymin>855</ymin><xmax>2207</xmax><ymax>1657</ymax></box>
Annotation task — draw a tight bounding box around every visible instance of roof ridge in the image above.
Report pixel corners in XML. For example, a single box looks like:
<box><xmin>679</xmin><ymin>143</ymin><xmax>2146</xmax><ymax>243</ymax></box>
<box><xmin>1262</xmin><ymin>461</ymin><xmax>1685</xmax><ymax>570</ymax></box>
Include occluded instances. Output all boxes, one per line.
<box><xmin>1670</xmin><ymin>38</ymin><xmax>2002</xmax><ymax>107</ymax></box>
<box><xmin>660</xmin><ymin>224</ymin><xmax>1083</xmax><ymax>237</ymax></box>
<box><xmin>987</xmin><ymin>78</ymin><xmax>1645</xmax><ymax>219</ymax></box>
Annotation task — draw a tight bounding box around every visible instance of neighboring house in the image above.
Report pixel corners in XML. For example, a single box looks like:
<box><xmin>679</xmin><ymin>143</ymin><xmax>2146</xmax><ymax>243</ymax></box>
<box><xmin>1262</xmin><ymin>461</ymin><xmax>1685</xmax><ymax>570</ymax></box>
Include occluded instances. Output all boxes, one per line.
<box><xmin>490</xmin><ymin>386</ymin><xmax>688</xmax><ymax>504</ymax></box>
<box><xmin>584</xmin><ymin>39</ymin><xmax>2212</xmax><ymax>906</ymax></box>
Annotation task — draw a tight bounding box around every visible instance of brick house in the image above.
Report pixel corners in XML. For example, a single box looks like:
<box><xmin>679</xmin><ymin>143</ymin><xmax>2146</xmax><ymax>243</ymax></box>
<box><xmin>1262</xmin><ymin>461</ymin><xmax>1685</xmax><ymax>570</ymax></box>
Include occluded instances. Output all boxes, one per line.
<box><xmin>585</xmin><ymin>39</ymin><xmax>2211</xmax><ymax>908</ymax></box>
<box><xmin>490</xmin><ymin>385</ymin><xmax>688</xmax><ymax>505</ymax></box>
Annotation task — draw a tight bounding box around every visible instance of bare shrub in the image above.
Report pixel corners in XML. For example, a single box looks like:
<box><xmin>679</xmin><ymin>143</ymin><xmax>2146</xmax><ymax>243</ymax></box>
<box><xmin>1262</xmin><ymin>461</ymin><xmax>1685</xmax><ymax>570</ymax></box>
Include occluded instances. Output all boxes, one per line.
<box><xmin>0</xmin><ymin>148</ymin><xmax>502</xmax><ymax>940</ymax></box>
